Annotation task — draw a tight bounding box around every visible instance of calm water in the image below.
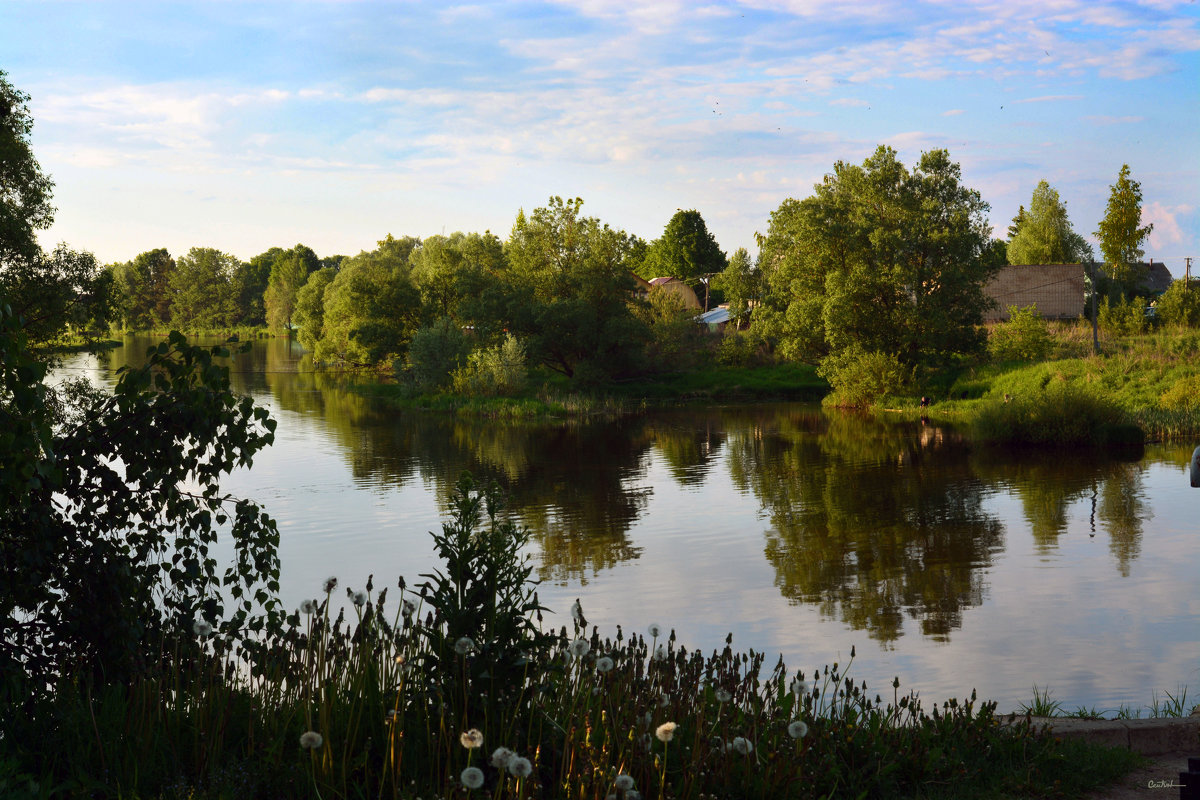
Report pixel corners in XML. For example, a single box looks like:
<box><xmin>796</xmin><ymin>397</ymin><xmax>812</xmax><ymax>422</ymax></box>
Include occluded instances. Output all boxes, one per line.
<box><xmin>60</xmin><ymin>335</ymin><xmax>1200</xmax><ymax>714</ymax></box>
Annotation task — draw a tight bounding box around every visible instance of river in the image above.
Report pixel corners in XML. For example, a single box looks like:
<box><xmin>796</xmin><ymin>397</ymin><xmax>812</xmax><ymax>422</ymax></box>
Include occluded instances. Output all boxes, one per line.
<box><xmin>58</xmin><ymin>334</ymin><xmax>1200</xmax><ymax>715</ymax></box>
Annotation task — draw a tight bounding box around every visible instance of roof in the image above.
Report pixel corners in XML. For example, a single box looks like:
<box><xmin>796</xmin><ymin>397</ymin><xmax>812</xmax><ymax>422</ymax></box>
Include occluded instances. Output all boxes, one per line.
<box><xmin>696</xmin><ymin>307</ymin><xmax>730</xmax><ymax>324</ymax></box>
<box><xmin>648</xmin><ymin>276</ymin><xmax>676</xmax><ymax>286</ymax></box>
<box><xmin>1096</xmin><ymin>261</ymin><xmax>1173</xmax><ymax>294</ymax></box>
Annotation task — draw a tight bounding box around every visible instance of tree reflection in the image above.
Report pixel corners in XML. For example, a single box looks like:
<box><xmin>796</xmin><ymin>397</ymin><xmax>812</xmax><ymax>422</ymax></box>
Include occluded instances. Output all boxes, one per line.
<box><xmin>731</xmin><ymin>411</ymin><xmax>1004</xmax><ymax>644</ymax></box>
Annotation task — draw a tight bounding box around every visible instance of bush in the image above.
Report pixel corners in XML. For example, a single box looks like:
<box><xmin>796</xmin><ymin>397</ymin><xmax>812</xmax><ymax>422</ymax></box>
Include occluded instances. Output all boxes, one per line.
<box><xmin>451</xmin><ymin>334</ymin><xmax>528</xmax><ymax>396</ymax></box>
<box><xmin>1099</xmin><ymin>295</ymin><xmax>1148</xmax><ymax>337</ymax></box>
<box><xmin>1159</xmin><ymin>374</ymin><xmax>1200</xmax><ymax>412</ymax></box>
<box><xmin>988</xmin><ymin>304</ymin><xmax>1052</xmax><ymax>362</ymax></box>
<box><xmin>633</xmin><ymin>288</ymin><xmax>708</xmax><ymax>373</ymax></box>
<box><xmin>1153</xmin><ymin>279</ymin><xmax>1200</xmax><ymax>328</ymax></box>
<box><xmin>715</xmin><ymin>329</ymin><xmax>767</xmax><ymax>367</ymax></box>
<box><xmin>971</xmin><ymin>379</ymin><xmax>1139</xmax><ymax>446</ymax></box>
<box><xmin>818</xmin><ymin>348</ymin><xmax>911</xmax><ymax>408</ymax></box>
<box><xmin>404</xmin><ymin>318</ymin><xmax>471</xmax><ymax>391</ymax></box>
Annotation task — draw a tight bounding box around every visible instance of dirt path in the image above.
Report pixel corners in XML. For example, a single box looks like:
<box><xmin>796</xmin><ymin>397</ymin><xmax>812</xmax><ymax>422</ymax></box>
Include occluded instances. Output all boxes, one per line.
<box><xmin>1083</xmin><ymin>751</ymin><xmax>1194</xmax><ymax>799</ymax></box>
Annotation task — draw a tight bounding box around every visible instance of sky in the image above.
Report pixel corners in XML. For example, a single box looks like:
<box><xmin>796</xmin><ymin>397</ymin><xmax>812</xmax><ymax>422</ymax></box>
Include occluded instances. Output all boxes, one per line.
<box><xmin>3</xmin><ymin>0</ymin><xmax>1198</xmax><ymax>275</ymax></box>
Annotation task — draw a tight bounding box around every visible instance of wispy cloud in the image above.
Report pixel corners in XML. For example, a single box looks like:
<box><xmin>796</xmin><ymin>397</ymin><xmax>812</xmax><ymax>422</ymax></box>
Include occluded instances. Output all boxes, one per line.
<box><xmin>1014</xmin><ymin>95</ymin><xmax>1085</xmax><ymax>104</ymax></box>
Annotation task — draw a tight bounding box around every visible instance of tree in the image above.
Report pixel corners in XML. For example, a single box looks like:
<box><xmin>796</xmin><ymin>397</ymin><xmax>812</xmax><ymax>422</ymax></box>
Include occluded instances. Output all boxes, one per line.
<box><xmin>503</xmin><ymin>197</ymin><xmax>648</xmax><ymax>380</ymax></box>
<box><xmin>109</xmin><ymin>248</ymin><xmax>175</xmax><ymax>330</ymax></box>
<box><xmin>640</xmin><ymin>209</ymin><xmax>727</xmax><ymax>307</ymax></box>
<box><xmin>292</xmin><ymin>266</ymin><xmax>338</xmax><ymax>352</ymax></box>
<box><xmin>263</xmin><ymin>244</ymin><xmax>320</xmax><ymax>333</ymax></box>
<box><xmin>752</xmin><ymin>146</ymin><xmax>995</xmax><ymax>383</ymax></box>
<box><xmin>1095</xmin><ymin>164</ymin><xmax>1154</xmax><ymax>293</ymax></box>
<box><xmin>1</xmin><ymin>71</ymin><xmax>282</xmax><ymax>702</ymax></box>
<box><xmin>1007</xmin><ymin>180</ymin><xmax>1092</xmax><ymax>265</ymax></box>
<box><xmin>169</xmin><ymin>247</ymin><xmax>240</xmax><ymax>330</ymax></box>
<box><xmin>0</xmin><ymin>71</ymin><xmax>54</xmax><ymax>270</ymax></box>
<box><xmin>713</xmin><ymin>247</ymin><xmax>759</xmax><ymax>329</ymax></box>
<box><xmin>315</xmin><ymin>236</ymin><xmax>421</xmax><ymax>365</ymax></box>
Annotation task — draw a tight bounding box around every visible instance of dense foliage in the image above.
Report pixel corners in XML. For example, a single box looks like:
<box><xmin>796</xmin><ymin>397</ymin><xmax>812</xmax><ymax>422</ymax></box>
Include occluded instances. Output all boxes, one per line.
<box><xmin>1006</xmin><ymin>180</ymin><xmax>1092</xmax><ymax>265</ymax></box>
<box><xmin>1095</xmin><ymin>164</ymin><xmax>1154</xmax><ymax>294</ymax></box>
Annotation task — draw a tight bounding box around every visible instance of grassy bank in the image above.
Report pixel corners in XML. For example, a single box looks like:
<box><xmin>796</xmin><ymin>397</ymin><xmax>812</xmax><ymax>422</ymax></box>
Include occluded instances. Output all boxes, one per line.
<box><xmin>365</xmin><ymin>363</ymin><xmax>828</xmax><ymax>419</ymax></box>
<box><xmin>1</xmin><ymin>478</ymin><xmax>1151</xmax><ymax>800</ymax></box>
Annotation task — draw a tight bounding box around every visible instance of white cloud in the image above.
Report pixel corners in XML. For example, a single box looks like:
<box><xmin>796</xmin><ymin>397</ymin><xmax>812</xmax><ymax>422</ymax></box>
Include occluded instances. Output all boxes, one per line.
<box><xmin>1143</xmin><ymin>201</ymin><xmax>1192</xmax><ymax>249</ymax></box>
<box><xmin>830</xmin><ymin>98</ymin><xmax>870</xmax><ymax>107</ymax></box>
<box><xmin>1014</xmin><ymin>94</ymin><xmax>1085</xmax><ymax>103</ymax></box>
<box><xmin>942</xmin><ymin>109</ymin><xmax>965</xmax><ymax>116</ymax></box>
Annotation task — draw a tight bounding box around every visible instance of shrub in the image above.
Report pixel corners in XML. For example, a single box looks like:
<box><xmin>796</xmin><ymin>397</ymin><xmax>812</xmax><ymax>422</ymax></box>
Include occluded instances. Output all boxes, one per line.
<box><xmin>451</xmin><ymin>334</ymin><xmax>528</xmax><ymax>396</ymax></box>
<box><xmin>818</xmin><ymin>348</ymin><xmax>911</xmax><ymax>408</ymax></box>
<box><xmin>988</xmin><ymin>304</ymin><xmax>1052</xmax><ymax>362</ymax></box>
<box><xmin>715</xmin><ymin>329</ymin><xmax>766</xmax><ymax>367</ymax></box>
<box><xmin>633</xmin><ymin>288</ymin><xmax>708</xmax><ymax>373</ymax></box>
<box><xmin>404</xmin><ymin>318</ymin><xmax>471</xmax><ymax>391</ymax></box>
<box><xmin>1098</xmin><ymin>295</ymin><xmax>1147</xmax><ymax>337</ymax></box>
<box><xmin>1159</xmin><ymin>374</ymin><xmax>1200</xmax><ymax>412</ymax></box>
<box><xmin>971</xmin><ymin>380</ymin><xmax>1139</xmax><ymax>446</ymax></box>
<box><xmin>1153</xmin><ymin>279</ymin><xmax>1200</xmax><ymax>328</ymax></box>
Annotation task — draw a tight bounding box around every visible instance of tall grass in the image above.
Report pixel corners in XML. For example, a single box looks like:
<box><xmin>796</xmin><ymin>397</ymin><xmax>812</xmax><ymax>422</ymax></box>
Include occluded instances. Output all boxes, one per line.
<box><xmin>969</xmin><ymin>380</ymin><xmax>1141</xmax><ymax>447</ymax></box>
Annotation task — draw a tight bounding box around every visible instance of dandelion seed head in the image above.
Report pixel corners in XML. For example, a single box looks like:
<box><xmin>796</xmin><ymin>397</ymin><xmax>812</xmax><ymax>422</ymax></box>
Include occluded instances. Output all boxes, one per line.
<box><xmin>655</xmin><ymin>721</ymin><xmax>677</xmax><ymax>742</ymax></box>
<box><xmin>459</xmin><ymin>728</ymin><xmax>484</xmax><ymax>749</ymax></box>
<box><xmin>647</xmin><ymin>622</ymin><xmax>662</xmax><ymax>638</ymax></box>
<box><xmin>715</xmin><ymin>688</ymin><xmax>732</xmax><ymax>703</ymax></box>
<box><xmin>460</xmin><ymin>766</ymin><xmax>484</xmax><ymax>790</ymax></box>
<box><xmin>299</xmin><ymin>731</ymin><xmax>323</xmax><ymax>749</ymax></box>
<box><xmin>351</xmin><ymin>589</ymin><xmax>368</xmax><ymax>606</ymax></box>
<box><xmin>300</xmin><ymin>599</ymin><xmax>316</xmax><ymax>615</ymax></box>
<box><xmin>788</xmin><ymin>720</ymin><xmax>809</xmax><ymax>739</ymax></box>
<box><xmin>490</xmin><ymin>747</ymin><xmax>514</xmax><ymax>768</ymax></box>
<box><xmin>192</xmin><ymin>619</ymin><xmax>213</xmax><ymax>637</ymax></box>
<box><xmin>570</xmin><ymin>599</ymin><xmax>583</xmax><ymax>623</ymax></box>
<box><xmin>568</xmin><ymin>638</ymin><xmax>590</xmax><ymax>658</ymax></box>
<box><xmin>615</xmin><ymin>774</ymin><xmax>635</xmax><ymax>791</ymax></box>
<box><xmin>653</xmin><ymin>644</ymin><xmax>668</xmax><ymax>661</ymax></box>
<box><xmin>790</xmin><ymin>678</ymin><xmax>811</xmax><ymax>696</ymax></box>
<box><xmin>731</xmin><ymin>736</ymin><xmax>753</xmax><ymax>755</ymax></box>
<box><xmin>658</xmin><ymin>692</ymin><xmax>669</xmax><ymax>707</ymax></box>
<box><xmin>595</xmin><ymin>656</ymin><xmax>614</xmax><ymax>673</ymax></box>
<box><xmin>323</xmin><ymin>576</ymin><xmax>338</xmax><ymax>593</ymax></box>
<box><xmin>402</xmin><ymin>598</ymin><xmax>416</xmax><ymax>616</ymax></box>
<box><xmin>454</xmin><ymin>636</ymin><xmax>475</xmax><ymax>655</ymax></box>
<box><xmin>508</xmin><ymin>756</ymin><xmax>533</xmax><ymax>778</ymax></box>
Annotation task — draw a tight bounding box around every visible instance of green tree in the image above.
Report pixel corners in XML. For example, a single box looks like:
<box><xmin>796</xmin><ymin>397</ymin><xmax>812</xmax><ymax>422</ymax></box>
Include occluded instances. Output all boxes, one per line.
<box><xmin>110</xmin><ymin>248</ymin><xmax>174</xmax><ymax>330</ymax></box>
<box><xmin>1007</xmin><ymin>180</ymin><xmax>1092</xmax><ymax>265</ymax></box>
<box><xmin>713</xmin><ymin>247</ymin><xmax>759</xmax><ymax>330</ymax></box>
<box><xmin>0</xmin><ymin>71</ymin><xmax>54</xmax><ymax>270</ymax></box>
<box><xmin>1154</xmin><ymin>279</ymin><xmax>1200</xmax><ymax>328</ymax></box>
<box><xmin>752</xmin><ymin>146</ymin><xmax>995</xmax><ymax>381</ymax></box>
<box><xmin>169</xmin><ymin>247</ymin><xmax>240</xmax><ymax>330</ymax></box>
<box><xmin>503</xmin><ymin>197</ymin><xmax>648</xmax><ymax>380</ymax></box>
<box><xmin>293</xmin><ymin>266</ymin><xmax>337</xmax><ymax>351</ymax></box>
<box><xmin>315</xmin><ymin>236</ymin><xmax>421</xmax><ymax>365</ymax></box>
<box><xmin>263</xmin><ymin>244</ymin><xmax>320</xmax><ymax>333</ymax></box>
<box><xmin>640</xmin><ymin>209</ymin><xmax>727</xmax><ymax>307</ymax></box>
<box><xmin>1095</xmin><ymin>164</ymin><xmax>1154</xmax><ymax>293</ymax></box>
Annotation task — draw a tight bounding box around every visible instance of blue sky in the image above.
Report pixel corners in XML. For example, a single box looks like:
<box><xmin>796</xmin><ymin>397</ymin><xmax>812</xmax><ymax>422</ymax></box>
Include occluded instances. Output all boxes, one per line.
<box><xmin>3</xmin><ymin>0</ymin><xmax>1198</xmax><ymax>274</ymax></box>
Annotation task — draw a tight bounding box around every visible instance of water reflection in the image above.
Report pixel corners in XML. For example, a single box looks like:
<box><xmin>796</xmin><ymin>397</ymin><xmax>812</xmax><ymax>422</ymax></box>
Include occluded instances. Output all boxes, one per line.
<box><xmin>91</xmin><ymin>337</ymin><xmax>1163</xmax><ymax>643</ymax></box>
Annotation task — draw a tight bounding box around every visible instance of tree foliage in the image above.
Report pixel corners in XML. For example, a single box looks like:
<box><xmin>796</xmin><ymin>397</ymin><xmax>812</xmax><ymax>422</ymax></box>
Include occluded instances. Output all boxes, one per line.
<box><xmin>752</xmin><ymin>146</ymin><xmax>995</xmax><ymax>377</ymax></box>
<box><xmin>502</xmin><ymin>197</ymin><xmax>648</xmax><ymax>380</ymax></box>
<box><xmin>1007</xmin><ymin>180</ymin><xmax>1092</xmax><ymax>265</ymax></box>
<box><xmin>1153</xmin><ymin>279</ymin><xmax>1200</xmax><ymax>328</ymax></box>
<box><xmin>293</xmin><ymin>266</ymin><xmax>337</xmax><ymax>352</ymax></box>
<box><xmin>264</xmin><ymin>244</ymin><xmax>320</xmax><ymax>333</ymax></box>
<box><xmin>1095</xmin><ymin>164</ymin><xmax>1153</xmax><ymax>292</ymax></box>
<box><xmin>109</xmin><ymin>248</ymin><xmax>175</xmax><ymax>330</ymax></box>
<box><xmin>0</xmin><ymin>71</ymin><xmax>54</xmax><ymax>270</ymax></box>
<box><xmin>640</xmin><ymin>209</ymin><xmax>727</xmax><ymax>297</ymax></box>
<box><xmin>169</xmin><ymin>247</ymin><xmax>242</xmax><ymax>330</ymax></box>
<box><xmin>713</xmin><ymin>247</ymin><xmax>759</xmax><ymax>329</ymax></box>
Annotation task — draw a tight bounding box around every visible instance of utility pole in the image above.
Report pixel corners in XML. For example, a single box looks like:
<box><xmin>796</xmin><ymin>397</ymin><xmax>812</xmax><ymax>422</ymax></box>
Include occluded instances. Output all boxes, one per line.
<box><xmin>1089</xmin><ymin>260</ymin><xmax>1099</xmax><ymax>355</ymax></box>
<box><xmin>1186</xmin><ymin>257</ymin><xmax>1193</xmax><ymax>292</ymax></box>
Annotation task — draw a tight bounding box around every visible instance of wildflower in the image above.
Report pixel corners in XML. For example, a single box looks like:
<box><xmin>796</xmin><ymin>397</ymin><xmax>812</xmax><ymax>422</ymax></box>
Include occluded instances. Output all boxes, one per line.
<box><xmin>323</xmin><ymin>576</ymin><xmax>338</xmax><ymax>593</ymax></box>
<box><xmin>299</xmin><ymin>731</ymin><xmax>323</xmax><ymax>749</ymax></box>
<box><xmin>647</xmin><ymin>622</ymin><xmax>663</xmax><ymax>638</ymax></box>
<box><xmin>569</xmin><ymin>638</ymin><xmax>590</xmax><ymax>658</ymax></box>
<box><xmin>490</xmin><ymin>747</ymin><xmax>515</xmax><ymax>768</ymax></box>
<box><xmin>193</xmin><ymin>619</ymin><xmax>213</xmax><ymax>637</ymax></box>
<box><xmin>300</xmin><ymin>599</ymin><xmax>316</xmax><ymax>615</ymax></box>
<box><xmin>508</xmin><ymin>756</ymin><xmax>533</xmax><ymax>778</ymax></box>
<box><xmin>454</xmin><ymin>636</ymin><xmax>475</xmax><ymax>655</ymax></box>
<box><xmin>596</xmin><ymin>656</ymin><xmax>614</xmax><ymax>673</ymax></box>
<box><xmin>570</xmin><ymin>599</ymin><xmax>583</xmax><ymax>623</ymax></box>
<box><xmin>731</xmin><ymin>736</ymin><xmax>753</xmax><ymax>755</ymax></box>
<box><xmin>460</xmin><ymin>766</ymin><xmax>484</xmax><ymax>790</ymax></box>
<box><xmin>351</xmin><ymin>589</ymin><xmax>368</xmax><ymax>607</ymax></box>
<box><xmin>460</xmin><ymin>728</ymin><xmax>484</xmax><ymax>749</ymax></box>
<box><xmin>788</xmin><ymin>720</ymin><xmax>809</xmax><ymax>739</ymax></box>
<box><xmin>655</xmin><ymin>721</ymin><xmax>677</xmax><ymax>742</ymax></box>
<box><xmin>790</xmin><ymin>677</ymin><xmax>811</xmax><ymax>696</ymax></box>
<box><xmin>615</xmin><ymin>774</ymin><xmax>635</xmax><ymax>791</ymax></box>
<box><xmin>653</xmin><ymin>644</ymin><xmax>668</xmax><ymax>661</ymax></box>
<box><xmin>715</xmin><ymin>688</ymin><xmax>732</xmax><ymax>703</ymax></box>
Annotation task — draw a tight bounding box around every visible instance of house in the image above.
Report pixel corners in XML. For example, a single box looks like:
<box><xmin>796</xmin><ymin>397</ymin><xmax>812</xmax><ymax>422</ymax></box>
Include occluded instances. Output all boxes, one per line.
<box><xmin>983</xmin><ymin>264</ymin><xmax>1088</xmax><ymax>322</ymax></box>
<box><xmin>1097</xmin><ymin>261</ymin><xmax>1173</xmax><ymax>296</ymax></box>
<box><xmin>695</xmin><ymin>305</ymin><xmax>730</xmax><ymax>333</ymax></box>
<box><xmin>646</xmin><ymin>277</ymin><xmax>701</xmax><ymax>310</ymax></box>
